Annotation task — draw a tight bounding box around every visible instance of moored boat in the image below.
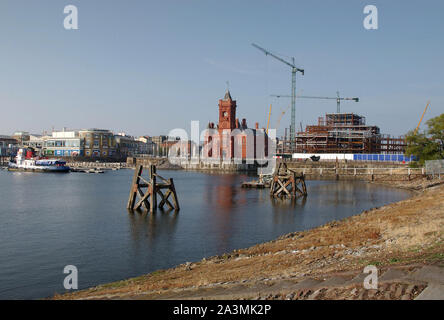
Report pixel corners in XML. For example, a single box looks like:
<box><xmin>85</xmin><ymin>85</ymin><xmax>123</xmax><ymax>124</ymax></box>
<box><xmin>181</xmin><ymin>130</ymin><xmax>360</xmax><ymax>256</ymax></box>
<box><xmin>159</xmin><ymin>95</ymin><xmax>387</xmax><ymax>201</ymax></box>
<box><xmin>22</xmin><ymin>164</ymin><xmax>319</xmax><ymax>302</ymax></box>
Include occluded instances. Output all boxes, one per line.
<box><xmin>8</xmin><ymin>148</ymin><xmax>70</xmax><ymax>173</ymax></box>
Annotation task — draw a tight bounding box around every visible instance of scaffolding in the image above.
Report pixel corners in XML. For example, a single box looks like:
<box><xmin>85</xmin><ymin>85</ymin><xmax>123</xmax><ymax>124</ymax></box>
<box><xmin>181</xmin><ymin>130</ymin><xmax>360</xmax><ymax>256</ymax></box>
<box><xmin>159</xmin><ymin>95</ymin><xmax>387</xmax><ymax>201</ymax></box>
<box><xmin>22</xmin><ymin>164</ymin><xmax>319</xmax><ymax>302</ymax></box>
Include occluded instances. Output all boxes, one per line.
<box><xmin>277</xmin><ymin>113</ymin><xmax>406</xmax><ymax>155</ymax></box>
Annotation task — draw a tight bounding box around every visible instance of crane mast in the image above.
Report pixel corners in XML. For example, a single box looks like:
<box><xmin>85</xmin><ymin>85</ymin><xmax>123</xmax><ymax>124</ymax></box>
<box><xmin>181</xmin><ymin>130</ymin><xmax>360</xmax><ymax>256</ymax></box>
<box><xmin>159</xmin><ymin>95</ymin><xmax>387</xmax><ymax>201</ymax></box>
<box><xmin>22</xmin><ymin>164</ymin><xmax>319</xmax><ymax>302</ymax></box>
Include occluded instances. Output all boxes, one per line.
<box><xmin>252</xmin><ymin>43</ymin><xmax>304</xmax><ymax>152</ymax></box>
<box><xmin>414</xmin><ymin>101</ymin><xmax>430</xmax><ymax>135</ymax></box>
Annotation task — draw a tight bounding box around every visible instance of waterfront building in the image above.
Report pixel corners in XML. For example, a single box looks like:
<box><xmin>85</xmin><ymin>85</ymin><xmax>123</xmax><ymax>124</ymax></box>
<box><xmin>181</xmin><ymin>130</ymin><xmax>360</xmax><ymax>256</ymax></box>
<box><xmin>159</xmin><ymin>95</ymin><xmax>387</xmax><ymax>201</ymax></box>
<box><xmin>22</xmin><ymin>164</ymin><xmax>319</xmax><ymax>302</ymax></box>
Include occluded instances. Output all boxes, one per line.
<box><xmin>150</xmin><ymin>135</ymin><xmax>174</xmax><ymax>157</ymax></box>
<box><xmin>7</xmin><ymin>128</ymin><xmax>154</xmax><ymax>160</ymax></box>
<box><xmin>151</xmin><ymin>135</ymin><xmax>168</xmax><ymax>146</ymax></box>
<box><xmin>204</xmin><ymin>90</ymin><xmax>269</xmax><ymax>161</ymax></box>
<box><xmin>136</xmin><ymin>136</ymin><xmax>154</xmax><ymax>154</ymax></box>
<box><xmin>114</xmin><ymin>133</ymin><xmax>139</xmax><ymax>157</ymax></box>
<box><xmin>137</xmin><ymin>136</ymin><xmax>151</xmax><ymax>144</ymax></box>
<box><xmin>12</xmin><ymin>131</ymin><xmax>30</xmax><ymax>145</ymax></box>
<box><xmin>44</xmin><ymin>130</ymin><xmax>84</xmax><ymax>157</ymax></box>
<box><xmin>286</xmin><ymin>113</ymin><xmax>407</xmax><ymax>155</ymax></box>
<box><xmin>0</xmin><ymin>135</ymin><xmax>19</xmax><ymax>156</ymax></box>
<box><xmin>78</xmin><ymin>129</ymin><xmax>116</xmax><ymax>157</ymax></box>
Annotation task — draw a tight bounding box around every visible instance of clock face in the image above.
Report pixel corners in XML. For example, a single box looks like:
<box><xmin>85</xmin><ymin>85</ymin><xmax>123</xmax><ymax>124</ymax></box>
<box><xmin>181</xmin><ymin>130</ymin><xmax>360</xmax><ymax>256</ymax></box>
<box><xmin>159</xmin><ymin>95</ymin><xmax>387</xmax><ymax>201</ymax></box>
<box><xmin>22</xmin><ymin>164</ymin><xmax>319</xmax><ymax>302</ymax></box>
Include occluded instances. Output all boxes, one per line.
<box><xmin>223</xmin><ymin>112</ymin><xmax>228</xmax><ymax>117</ymax></box>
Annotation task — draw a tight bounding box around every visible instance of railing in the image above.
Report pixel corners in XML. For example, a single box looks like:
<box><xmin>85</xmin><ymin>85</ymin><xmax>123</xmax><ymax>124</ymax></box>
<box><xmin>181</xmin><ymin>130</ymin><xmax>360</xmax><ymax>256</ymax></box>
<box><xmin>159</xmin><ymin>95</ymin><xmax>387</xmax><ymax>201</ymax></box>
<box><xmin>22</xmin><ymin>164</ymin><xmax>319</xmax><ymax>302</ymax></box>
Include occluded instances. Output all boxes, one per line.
<box><xmin>66</xmin><ymin>162</ymin><xmax>129</xmax><ymax>168</ymax></box>
<box><xmin>425</xmin><ymin>160</ymin><xmax>444</xmax><ymax>177</ymax></box>
<box><xmin>288</xmin><ymin>167</ymin><xmax>425</xmax><ymax>177</ymax></box>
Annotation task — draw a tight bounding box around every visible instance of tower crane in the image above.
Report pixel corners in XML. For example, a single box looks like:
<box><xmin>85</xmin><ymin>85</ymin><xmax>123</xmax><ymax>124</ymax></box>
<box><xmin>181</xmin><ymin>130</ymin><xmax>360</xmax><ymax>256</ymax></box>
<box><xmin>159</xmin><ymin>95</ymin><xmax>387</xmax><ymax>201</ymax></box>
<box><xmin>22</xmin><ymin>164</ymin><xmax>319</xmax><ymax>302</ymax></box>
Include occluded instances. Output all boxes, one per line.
<box><xmin>271</xmin><ymin>91</ymin><xmax>359</xmax><ymax>114</ymax></box>
<box><xmin>252</xmin><ymin>43</ymin><xmax>304</xmax><ymax>151</ymax></box>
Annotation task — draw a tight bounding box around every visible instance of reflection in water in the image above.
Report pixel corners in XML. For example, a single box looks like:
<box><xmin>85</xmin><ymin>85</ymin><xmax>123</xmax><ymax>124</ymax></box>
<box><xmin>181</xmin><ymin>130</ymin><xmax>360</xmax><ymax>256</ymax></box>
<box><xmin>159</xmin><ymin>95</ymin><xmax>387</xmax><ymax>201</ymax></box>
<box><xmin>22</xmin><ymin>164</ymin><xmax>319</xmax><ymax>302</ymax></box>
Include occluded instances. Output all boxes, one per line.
<box><xmin>0</xmin><ymin>170</ymin><xmax>412</xmax><ymax>299</ymax></box>
<box><xmin>308</xmin><ymin>181</ymin><xmax>376</xmax><ymax>208</ymax></box>
<box><xmin>203</xmin><ymin>174</ymin><xmax>245</xmax><ymax>252</ymax></box>
<box><xmin>270</xmin><ymin>196</ymin><xmax>307</xmax><ymax>209</ymax></box>
<box><xmin>127</xmin><ymin>209</ymin><xmax>179</xmax><ymax>246</ymax></box>
<box><xmin>270</xmin><ymin>196</ymin><xmax>307</xmax><ymax>225</ymax></box>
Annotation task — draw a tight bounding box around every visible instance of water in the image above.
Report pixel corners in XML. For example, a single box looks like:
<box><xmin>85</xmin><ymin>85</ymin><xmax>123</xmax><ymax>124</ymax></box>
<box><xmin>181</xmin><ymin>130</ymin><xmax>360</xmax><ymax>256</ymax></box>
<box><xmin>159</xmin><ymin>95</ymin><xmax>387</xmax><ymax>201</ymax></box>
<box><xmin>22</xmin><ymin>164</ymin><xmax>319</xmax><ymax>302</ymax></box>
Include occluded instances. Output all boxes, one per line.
<box><xmin>0</xmin><ymin>169</ymin><xmax>411</xmax><ymax>299</ymax></box>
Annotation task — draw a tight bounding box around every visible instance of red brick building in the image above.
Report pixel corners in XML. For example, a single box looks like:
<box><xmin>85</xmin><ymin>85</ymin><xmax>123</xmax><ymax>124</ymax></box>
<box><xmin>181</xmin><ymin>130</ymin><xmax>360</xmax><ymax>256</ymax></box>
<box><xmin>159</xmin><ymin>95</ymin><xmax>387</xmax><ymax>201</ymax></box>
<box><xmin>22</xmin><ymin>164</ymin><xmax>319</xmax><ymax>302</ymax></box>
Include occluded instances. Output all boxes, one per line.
<box><xmin>204</xmin><ymin>90</ymin><xmax>268</xmax><ymax>161</ymax></box>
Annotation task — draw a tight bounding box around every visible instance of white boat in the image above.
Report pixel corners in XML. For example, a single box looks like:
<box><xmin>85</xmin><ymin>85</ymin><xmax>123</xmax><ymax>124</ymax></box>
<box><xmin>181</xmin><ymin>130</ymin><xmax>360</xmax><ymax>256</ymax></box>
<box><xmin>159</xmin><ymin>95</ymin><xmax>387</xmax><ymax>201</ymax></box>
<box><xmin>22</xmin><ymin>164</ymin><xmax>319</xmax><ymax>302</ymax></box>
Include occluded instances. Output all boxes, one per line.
<box><xmin>8</xmin><ymin>148</ymin><xmax>70</xmax><ymax>173</ymax></box>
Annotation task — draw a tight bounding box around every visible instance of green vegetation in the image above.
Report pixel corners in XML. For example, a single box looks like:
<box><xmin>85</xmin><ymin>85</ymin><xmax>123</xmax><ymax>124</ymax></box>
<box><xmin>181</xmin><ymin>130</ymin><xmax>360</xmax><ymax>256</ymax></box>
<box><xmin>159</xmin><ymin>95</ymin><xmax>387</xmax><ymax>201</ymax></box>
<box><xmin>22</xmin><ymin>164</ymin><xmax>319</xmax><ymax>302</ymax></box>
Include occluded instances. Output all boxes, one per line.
<box><xmin>405</xmin><ymin>113</ymin><xmax>444</xmax><ymax>165</ymax></box>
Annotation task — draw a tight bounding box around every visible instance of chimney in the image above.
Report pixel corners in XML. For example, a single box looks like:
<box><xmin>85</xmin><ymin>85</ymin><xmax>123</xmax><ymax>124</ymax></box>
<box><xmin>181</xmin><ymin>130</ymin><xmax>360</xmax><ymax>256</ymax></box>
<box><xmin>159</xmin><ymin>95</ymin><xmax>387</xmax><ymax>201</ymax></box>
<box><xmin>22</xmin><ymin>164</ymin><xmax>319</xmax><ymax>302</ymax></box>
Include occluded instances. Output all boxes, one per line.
<box><xmin>242</xmin><ymin>119</ymin><xmax>247</xmax><ymax>128</ymax></box>
<box><xmin>255</xmin><ymin>122</ymin><xmax>259</xmax><ymax>129</ymax></box>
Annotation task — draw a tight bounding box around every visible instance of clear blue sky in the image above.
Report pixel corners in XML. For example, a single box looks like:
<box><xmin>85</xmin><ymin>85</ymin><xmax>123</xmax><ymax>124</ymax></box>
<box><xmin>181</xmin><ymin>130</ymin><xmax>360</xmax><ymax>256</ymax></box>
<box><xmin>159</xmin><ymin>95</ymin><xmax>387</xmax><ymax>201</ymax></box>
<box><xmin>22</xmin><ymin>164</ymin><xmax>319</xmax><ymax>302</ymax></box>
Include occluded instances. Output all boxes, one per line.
<box><xmin>0</xmin><ymin>0</ymin><xmax>443</xmax><ymax>137</ymax></box>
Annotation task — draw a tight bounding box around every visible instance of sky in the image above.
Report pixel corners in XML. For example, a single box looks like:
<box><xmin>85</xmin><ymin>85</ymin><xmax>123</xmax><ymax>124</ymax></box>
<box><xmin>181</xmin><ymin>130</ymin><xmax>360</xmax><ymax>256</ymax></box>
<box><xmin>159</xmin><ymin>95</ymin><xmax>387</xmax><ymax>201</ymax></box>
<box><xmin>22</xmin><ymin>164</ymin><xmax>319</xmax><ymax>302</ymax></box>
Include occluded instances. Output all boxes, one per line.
<box><xmin>0</xmin><ymin>0</ymin><xmax>443</xmax><ymax>137</ymax></box>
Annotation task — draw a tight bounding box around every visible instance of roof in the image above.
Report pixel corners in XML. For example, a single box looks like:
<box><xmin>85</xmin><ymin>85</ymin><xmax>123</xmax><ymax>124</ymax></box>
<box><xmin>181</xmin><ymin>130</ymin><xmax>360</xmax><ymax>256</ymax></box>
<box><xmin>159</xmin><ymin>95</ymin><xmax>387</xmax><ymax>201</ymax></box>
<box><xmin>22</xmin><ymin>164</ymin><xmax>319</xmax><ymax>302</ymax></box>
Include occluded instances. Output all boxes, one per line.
<box><xmin>224</xmin><ymin>90</ymin><xmax>232</xmax><ymax>101</ymax></box>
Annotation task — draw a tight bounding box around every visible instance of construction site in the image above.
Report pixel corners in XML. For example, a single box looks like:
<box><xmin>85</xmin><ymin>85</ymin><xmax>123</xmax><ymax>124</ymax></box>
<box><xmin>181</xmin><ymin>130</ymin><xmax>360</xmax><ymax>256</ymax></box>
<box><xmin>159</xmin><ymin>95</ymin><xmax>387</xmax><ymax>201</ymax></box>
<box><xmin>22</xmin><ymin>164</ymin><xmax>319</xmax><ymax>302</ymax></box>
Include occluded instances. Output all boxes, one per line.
<box><xmin>277</xmin><ymin>112</ymin><xmax>407</xmax><ymax>155</ymax></box>
<box><xmin>251</xmin><ymin>43</ymin><xmax>410</xmax><ymax>157</ymax></box>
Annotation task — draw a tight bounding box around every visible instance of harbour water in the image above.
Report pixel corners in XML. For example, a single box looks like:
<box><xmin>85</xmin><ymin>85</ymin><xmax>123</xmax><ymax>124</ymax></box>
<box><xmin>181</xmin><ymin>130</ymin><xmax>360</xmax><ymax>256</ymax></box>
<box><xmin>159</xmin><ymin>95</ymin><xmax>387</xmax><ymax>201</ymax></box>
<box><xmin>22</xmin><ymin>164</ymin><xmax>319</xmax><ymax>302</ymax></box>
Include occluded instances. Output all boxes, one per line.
<box><xmin>0</xmin><ymin>169</ymin><xmax>412</xmax><ymax>299</ymax></box>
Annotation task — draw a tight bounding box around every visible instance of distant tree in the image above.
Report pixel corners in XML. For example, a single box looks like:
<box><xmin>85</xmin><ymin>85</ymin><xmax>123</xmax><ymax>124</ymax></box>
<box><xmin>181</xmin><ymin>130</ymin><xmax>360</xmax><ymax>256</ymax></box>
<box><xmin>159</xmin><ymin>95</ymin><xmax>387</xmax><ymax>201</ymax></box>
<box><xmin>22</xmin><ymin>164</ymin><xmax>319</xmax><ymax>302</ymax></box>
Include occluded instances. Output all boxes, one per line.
<box><xmin>405</xmin><ymin>113</ymin><xmax>444</xmax><ymax>165</ymax></box>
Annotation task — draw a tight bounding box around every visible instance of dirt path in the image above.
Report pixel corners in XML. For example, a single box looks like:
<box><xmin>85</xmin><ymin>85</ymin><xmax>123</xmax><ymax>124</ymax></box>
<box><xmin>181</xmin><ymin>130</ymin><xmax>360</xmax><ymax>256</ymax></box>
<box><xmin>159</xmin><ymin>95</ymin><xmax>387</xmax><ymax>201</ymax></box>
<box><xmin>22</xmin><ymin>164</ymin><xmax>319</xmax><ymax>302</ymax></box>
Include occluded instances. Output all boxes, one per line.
<box><xmin>54</xmin><ymin>180</ymin><xmax>444</xmax><ymax>300</ymax></box>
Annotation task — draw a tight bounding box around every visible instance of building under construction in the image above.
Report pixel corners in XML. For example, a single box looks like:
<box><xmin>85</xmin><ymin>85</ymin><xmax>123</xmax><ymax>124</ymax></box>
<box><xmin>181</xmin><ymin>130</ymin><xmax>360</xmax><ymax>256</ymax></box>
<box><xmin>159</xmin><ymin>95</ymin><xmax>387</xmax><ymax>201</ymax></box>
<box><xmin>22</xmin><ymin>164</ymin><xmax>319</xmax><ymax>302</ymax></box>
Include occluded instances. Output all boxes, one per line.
<box><xmin>279</xmin><ymin>113</ymin><xmax>406</xmax><ymax>154</ymax></box>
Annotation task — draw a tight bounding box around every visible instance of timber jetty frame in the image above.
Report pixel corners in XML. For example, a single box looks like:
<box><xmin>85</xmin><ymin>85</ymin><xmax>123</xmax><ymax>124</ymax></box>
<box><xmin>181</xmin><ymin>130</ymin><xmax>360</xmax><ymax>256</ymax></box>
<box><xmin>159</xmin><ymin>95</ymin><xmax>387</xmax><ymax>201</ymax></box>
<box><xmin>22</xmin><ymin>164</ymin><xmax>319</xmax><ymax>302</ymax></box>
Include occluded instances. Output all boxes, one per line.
<box><xmin>270</xmin><ymin>163</ymin><xmax>307</xmax><ymax>198</ymax></box>
<box><xmin>127</xmin><ymin>164</ymin><xmax>179</xmax><ymax>213</ymax></box>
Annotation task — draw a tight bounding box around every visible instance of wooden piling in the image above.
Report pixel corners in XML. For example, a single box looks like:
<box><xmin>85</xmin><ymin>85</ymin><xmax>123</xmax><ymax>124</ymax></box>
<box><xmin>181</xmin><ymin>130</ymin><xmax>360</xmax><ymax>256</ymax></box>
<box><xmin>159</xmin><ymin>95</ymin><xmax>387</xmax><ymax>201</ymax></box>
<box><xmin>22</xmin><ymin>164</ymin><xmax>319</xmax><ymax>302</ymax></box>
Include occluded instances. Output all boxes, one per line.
<box><xmin>127</xmin><ymin>164</ymin><xmax>179</xmax><ymax>213</ymax></box>
<box><xmin>270</xmin><ymin>163</ymin><xmax>307</xmax><ymax>198</ymax></box>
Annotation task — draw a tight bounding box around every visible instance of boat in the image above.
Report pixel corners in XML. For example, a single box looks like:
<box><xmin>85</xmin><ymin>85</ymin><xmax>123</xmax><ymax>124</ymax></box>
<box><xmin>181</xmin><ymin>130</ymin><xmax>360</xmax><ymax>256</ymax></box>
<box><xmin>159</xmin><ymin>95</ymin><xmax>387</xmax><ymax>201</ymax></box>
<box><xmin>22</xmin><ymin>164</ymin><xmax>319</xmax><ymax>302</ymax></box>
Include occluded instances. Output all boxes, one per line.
<box><xmin>8</xmin><ymin>148</ymin><xmax>70</xmax><ymax>173</ymax></box>
<box><xmin>241</xmin><ymin>174</ymin><xmax>273</xmax><ymax>188</ymax></box>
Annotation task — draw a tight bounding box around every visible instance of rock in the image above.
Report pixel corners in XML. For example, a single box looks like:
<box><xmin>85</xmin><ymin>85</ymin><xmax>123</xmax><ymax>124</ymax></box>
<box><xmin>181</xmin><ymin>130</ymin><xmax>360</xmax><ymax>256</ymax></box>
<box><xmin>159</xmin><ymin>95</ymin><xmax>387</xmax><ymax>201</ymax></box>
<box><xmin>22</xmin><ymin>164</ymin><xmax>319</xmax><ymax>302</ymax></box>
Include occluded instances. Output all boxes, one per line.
<box><xmin>308</xmin><ymin>289</ymin><xmax>323</xmax><ymax>300</ymax></box>
<box><xmin>405</xmin><ymin>284</ymin><xmax>417</xmax><ymax>295</ymax></box>
<box><xmin>367</xmin><ymin>289</ymin><xmax>377</xmax><ymax>299</ymax></box>
<box><xmin>285</xmin><ymin>293</ymin><xmax>295</xmax><ymax>300</ymax></box>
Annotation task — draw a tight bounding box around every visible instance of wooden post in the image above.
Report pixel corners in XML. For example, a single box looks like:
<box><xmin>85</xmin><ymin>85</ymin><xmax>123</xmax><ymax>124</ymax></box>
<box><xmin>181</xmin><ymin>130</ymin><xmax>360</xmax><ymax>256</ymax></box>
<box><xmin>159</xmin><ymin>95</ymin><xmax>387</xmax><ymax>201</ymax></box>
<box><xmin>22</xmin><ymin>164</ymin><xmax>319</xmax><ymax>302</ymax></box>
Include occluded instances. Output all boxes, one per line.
<box><xmin>150</xmin><ymin>165</ymin><xmax>157</xmax><ymax>213</ymax></box>
<box><xmin>127</xmin><ymin>164</ymin><xmax>143</xmax><ymax>210</ymax></box>
<box><xmin>169</xmin><ymin>178</ymin><xmax>180</xmax><ymax>210</ymax></box>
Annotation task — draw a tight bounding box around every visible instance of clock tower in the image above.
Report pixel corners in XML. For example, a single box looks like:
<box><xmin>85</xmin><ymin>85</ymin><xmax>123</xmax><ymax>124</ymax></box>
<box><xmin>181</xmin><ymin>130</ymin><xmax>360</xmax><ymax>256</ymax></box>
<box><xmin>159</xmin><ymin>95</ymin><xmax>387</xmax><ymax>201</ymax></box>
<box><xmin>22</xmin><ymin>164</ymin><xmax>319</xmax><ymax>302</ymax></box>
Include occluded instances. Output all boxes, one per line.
<box><xmin>218</xmin><ymin>90</ymin><xmax>236</xmax><ymax>130</ymax></box>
